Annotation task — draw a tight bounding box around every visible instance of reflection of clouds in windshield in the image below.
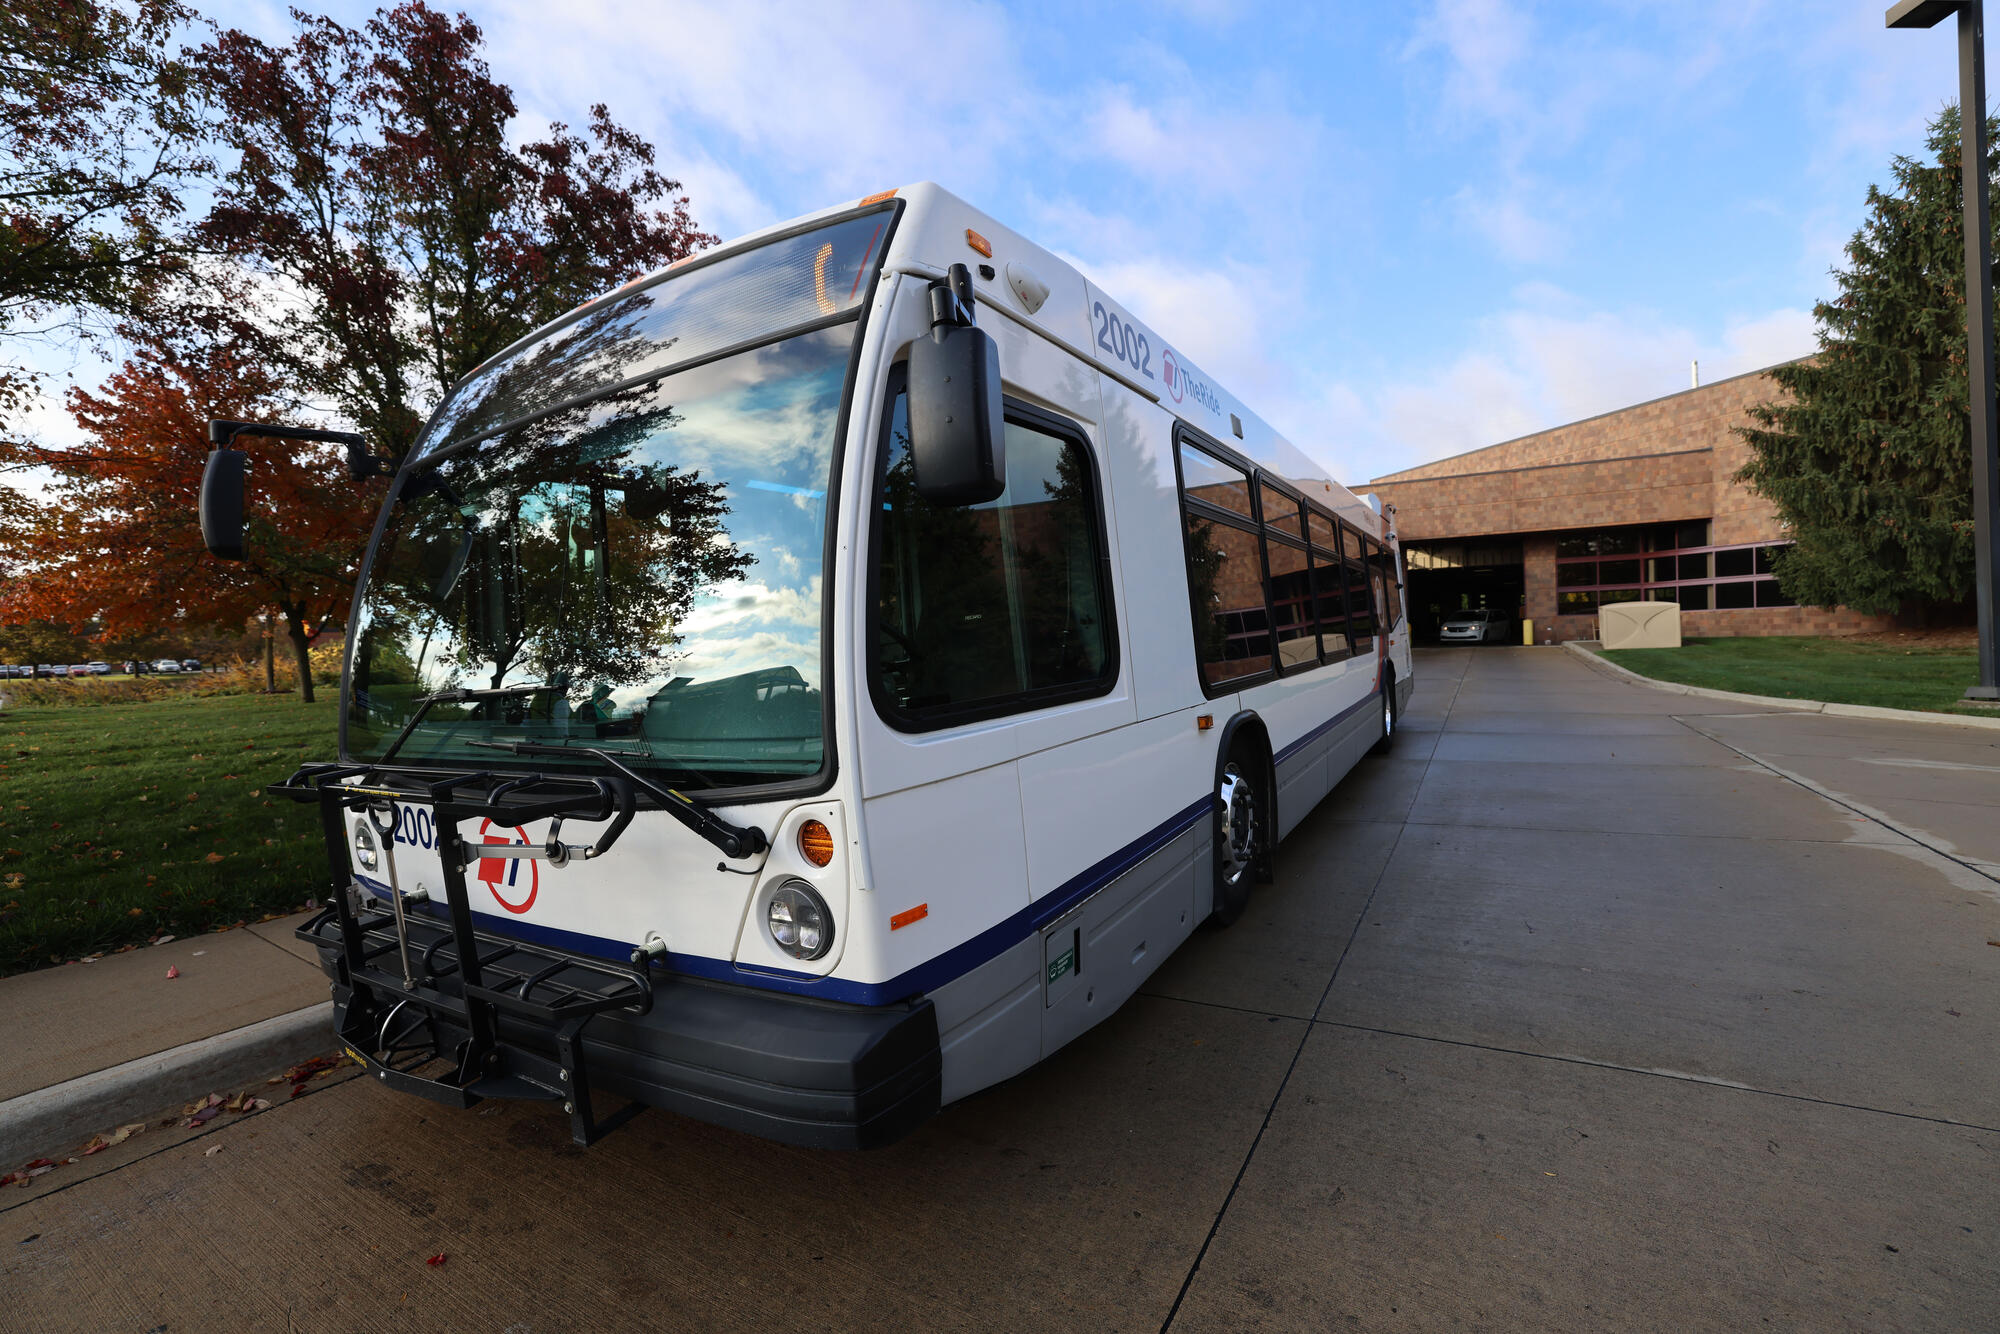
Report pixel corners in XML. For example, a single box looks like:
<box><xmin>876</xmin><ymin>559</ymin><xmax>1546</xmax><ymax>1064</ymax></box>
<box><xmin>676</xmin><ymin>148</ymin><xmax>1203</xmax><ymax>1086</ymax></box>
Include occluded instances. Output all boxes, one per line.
<box><xmin>419</xmin><ymin>213</ymin><xmax>884</xmax><ymax>457</ymax></box>
<box><xmin>672</xmin><ymin>630</ymin><xmax>822</xmax><ymax>692</ymax></box>
<box><xmin>679</xmin><ymin>576</ymin><xmax>821</xmax><ymax>636</ymax></box>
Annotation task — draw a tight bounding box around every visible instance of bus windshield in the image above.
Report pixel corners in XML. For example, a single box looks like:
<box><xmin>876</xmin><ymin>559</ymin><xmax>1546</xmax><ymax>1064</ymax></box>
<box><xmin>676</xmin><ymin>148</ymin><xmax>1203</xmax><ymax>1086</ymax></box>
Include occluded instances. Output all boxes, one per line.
<box><xmin>345</xmin><ymin>245</ymin><xmax>871</xmax><ymax>787</ymax></box>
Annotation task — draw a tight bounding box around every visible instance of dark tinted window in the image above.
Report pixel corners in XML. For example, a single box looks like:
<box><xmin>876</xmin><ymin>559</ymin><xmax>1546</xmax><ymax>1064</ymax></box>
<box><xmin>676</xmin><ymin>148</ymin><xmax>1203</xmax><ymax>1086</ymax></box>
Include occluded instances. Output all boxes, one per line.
<box><xmin>1314</xmin><ymin>559</ymin><xmax>1352</xmax><ymax>661</ymax></box>
<box><xmin>1184</xmin><ymin>509</ymin><xmax>1273</xmax><ymax>685</ymax></box>
<box><xmin>1677</xmin><ymin>584</ymin><xmax>1709</xmax><ymax>610</ymax></box>
<box><xmin>1346</xmin><ymin>552</ymin><xmax>1376</xmax><ymax>651</ymax></box>
<box><xmin>1714</xmin><ymin>548</ymin><xmax>1753</xmax><ymax>578</ymax></box>
<box><xmin>873</xmin><ymin>396</ymin><xmax>1113</xmax><ymax>724</ymax></box>
<box><xmin>1267</xmin><ymin>538</ymin><xmax>1316</xmax><ymax>668</ymax></box>
<box><xmin>1599</xmin><ymin>530</ymin><xmax>1640</xmax><ymax>556</ymax></box>
<box><xmin>1599</xmin><ymin>559</ymin><xmax>1641</xmax><ymax>585</ymax></box>
<box><xmin>1383</xmin><ymin>551</ymin><xmax>1404</xmax><ymax>626</ymax></box>
<box><xmin>1307</xmin><ymin>508</ymin><xmax>1337</xmax><ymax>550</ymax></box>
<box><xmin>1558</xmin><ymin>562</ymin><xmax>1596</xmax><ymax>587</ymax></box>
<box><xmin>1756</xmin><ymin>578</ymin><xmax>1796</xmax><ymax>607</ymax></box>
<box><xmin>1714</xmin><ymin>580</ymin><xmax>1755</xmax><ymax>609</ymax></box>
<box><xmin>1179</xmin><ymin>443</ymin><xmax>1255</xmax><ymax>519</ymax></box>
<box><xmin>1559</xmin><ymin>591</ymin><xmax>1597</xmax><ymax>615</ymax></box>
<box><xmin>1260</xmin><ymin>483</ymin><xmax>1303</xmax><ymax>538</ymax></box>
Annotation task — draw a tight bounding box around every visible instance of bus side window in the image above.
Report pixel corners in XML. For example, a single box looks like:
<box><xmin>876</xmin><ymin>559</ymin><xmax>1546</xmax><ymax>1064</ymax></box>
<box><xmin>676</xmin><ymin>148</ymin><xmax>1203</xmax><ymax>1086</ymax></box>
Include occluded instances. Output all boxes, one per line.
<box><xmin>871</xmin><ymin>386</ymin><xmax>1116</xmax><ymax>729</ymax></box>
<box><xmin>1176</xmin><ymin>439</ymin><xmax>1272</xmax><ymax>689</ymax></box>
<box><xmin>1382</xmin><ymin>549</ymin><xmax>1404</xmax><ymax>628</ymax></box>
<box><xmin>1342</xmin><ymin>524</ymin><xmax>1376</xmax><ymax>653</ymax></box>
<box><xmin>1308</xmin><ymin>508</ymin><xmax>1351</xmax><ymax>663</ymax></box>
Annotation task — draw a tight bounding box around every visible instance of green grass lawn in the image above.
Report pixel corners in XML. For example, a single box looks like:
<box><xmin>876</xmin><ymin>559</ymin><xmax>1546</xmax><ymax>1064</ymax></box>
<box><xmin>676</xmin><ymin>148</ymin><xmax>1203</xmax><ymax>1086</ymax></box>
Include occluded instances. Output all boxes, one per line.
<box><xmin>1601</xmin><ymin>636</ymin><xmax>1985</xmax><ymax>715</ymax></box>
<box><xmin>0</xmin><ymin>694</ymin><xmax>339</xmax><ymax>976</ymax></box>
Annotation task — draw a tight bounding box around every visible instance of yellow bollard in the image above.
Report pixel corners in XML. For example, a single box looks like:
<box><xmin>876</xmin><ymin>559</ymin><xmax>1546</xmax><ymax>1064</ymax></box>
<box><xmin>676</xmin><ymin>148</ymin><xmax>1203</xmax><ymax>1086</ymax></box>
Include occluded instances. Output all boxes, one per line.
<box><xmin>1522</xmin><ymin>619</ymin><xmax>1535</xmax><ymax>646</ymax></box>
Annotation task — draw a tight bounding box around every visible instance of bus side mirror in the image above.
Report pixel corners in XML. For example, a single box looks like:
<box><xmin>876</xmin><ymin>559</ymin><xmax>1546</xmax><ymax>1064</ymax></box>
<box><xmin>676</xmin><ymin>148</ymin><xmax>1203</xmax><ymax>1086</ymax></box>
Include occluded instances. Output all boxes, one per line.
<box><xmin>907</xmin><ymin>311</ymin><xmax>1005</xmax><ymax>505</ymax></box>
<box><xmin>201</xmin><ymin>449</ymin><xmax>247</xmax><ymax>560</ymax></box>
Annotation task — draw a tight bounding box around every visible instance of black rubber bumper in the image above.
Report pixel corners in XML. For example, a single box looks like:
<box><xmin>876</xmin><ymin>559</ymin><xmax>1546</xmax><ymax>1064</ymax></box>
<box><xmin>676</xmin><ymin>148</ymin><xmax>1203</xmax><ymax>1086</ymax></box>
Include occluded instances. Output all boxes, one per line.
<box><xmin>321</xmin><ymin>952</ymin><xmax>941</xmax><ymax>1151</ymax></box>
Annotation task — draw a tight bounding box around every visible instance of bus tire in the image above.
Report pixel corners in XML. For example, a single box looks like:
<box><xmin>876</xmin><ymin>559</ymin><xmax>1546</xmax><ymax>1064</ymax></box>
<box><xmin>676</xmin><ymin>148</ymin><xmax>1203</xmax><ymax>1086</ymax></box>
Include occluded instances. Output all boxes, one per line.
<box><xmin>1372</xmin><ymin>668</ymin><xmax>1397</xmax><ymax>756</ymax></box>
<box><xmin>1209</xmin><ymin>741</ymin><xmax>1260</xmax><ymax>928</ymax></box>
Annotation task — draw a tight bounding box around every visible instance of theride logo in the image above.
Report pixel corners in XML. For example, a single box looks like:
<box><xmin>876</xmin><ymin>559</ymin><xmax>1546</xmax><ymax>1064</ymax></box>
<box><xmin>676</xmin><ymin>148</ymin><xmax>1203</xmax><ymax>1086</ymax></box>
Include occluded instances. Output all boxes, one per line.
<box><xmin>1161</xmin><ymin>350</ymin><xmax>1221</xmax><ymax>415</ymax></box>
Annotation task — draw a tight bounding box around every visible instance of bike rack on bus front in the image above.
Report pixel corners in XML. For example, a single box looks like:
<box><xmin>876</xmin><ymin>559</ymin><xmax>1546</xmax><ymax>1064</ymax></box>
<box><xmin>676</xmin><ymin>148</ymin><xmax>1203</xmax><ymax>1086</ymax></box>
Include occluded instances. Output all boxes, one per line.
<box><xmin>274</xmin><ymin>761</ymin><xmax>653</xmax><ymax>1146</ymax></box>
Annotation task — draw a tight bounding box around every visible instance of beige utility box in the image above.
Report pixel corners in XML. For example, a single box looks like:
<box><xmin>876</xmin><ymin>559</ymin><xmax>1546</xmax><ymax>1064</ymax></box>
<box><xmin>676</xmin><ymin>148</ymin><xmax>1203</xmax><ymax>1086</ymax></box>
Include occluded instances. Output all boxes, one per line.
<box><xmin>1599</xmin><ymin>600</ymin><xmax>1681</xmax><ymax>650</ymax></box>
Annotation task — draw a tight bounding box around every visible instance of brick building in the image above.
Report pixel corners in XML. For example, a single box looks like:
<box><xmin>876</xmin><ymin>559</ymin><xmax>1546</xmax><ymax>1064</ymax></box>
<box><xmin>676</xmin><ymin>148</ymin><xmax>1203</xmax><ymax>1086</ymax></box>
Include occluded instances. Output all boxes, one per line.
<box><xmin>1356</xmin><ymin>364</ymin><xmax>1894</xmax><ymax>644</ymax></box>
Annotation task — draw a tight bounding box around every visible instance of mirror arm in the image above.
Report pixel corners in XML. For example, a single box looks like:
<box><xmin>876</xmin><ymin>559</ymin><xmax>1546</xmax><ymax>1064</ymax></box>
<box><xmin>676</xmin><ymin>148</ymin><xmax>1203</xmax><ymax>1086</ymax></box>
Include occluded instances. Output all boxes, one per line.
<box><xmin>207</xmin><ymin>419</ymin><xmax>386</xmax><ymax>482</ymax></box>
<box><xmin>926</xmin><ymin>262</ymin><xmax>979</xmax><ymax>332</ymax></box>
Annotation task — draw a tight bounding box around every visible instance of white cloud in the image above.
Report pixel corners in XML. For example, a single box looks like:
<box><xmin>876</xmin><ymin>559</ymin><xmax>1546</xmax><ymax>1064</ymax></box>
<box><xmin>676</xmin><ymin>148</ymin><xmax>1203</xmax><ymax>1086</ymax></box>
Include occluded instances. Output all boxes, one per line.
<box><xmin>1340</xmin><ymin>292</ymin><xmax>1819</xmax><ymax>483</ymax></box>
<box><xmin>482</xmin><ymin>0</ymin><xmax>1033</xmax><ymax>231</ymax></box>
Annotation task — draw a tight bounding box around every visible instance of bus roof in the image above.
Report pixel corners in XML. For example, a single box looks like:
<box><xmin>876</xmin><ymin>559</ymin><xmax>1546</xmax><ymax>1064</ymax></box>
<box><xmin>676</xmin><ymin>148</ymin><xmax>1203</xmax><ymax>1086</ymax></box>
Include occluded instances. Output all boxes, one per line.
<box><xmin>876</xmin><ymin>183</ymin><xmax>1382</xmax><ymax>538</ymax></box>
<box><xmin>532</xmin><ymin>182</ymin><xmax>1386</xmax><ymax>541</ymax></box>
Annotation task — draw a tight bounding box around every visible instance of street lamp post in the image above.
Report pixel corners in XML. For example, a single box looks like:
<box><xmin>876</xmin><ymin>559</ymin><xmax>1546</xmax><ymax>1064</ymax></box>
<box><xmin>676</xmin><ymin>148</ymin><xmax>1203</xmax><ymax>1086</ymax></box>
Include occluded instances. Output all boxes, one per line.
<box><xmin>1889</xmin><ymin>0</ymin><xmax>2000</xmax><ymax>699</ymax></box>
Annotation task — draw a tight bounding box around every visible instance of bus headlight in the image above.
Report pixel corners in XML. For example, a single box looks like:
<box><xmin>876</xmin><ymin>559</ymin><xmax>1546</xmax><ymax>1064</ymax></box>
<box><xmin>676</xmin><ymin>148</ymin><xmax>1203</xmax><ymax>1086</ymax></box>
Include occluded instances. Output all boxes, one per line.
<box><xmin>353</xmin><ymin>823</ymin><xmax>379</xmax><ymax>873</ymax></box>
<box><xmin>766</xmin><ymin>879</ymin><xmax>832</xmax><ymax>961</ymax></box>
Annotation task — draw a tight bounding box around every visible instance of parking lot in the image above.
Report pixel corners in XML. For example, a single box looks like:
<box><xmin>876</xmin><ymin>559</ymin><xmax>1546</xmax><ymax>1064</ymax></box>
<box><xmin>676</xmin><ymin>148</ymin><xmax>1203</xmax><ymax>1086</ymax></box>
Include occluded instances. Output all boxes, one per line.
<box><xmin>4</xmin><ymin>645</ymin><xmax>1997</xmax><ymax>1332</ymax></box>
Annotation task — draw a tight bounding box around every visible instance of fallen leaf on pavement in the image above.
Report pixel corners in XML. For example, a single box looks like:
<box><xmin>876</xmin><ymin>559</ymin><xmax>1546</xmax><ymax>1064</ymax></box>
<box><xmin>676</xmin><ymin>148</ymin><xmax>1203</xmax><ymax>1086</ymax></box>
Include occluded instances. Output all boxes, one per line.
<box><xmin>203</xmin><ymin>1144</ymin><xmax>223</xmax><ymax>1157</ymax></box>
<box><xmin>164</xmin><ymin>965</ymin><xmax>180</xmax><ymax>979</ymax></box>
<box><xmin>425</xmin><ymin>1254</ymin><xmax>447</xmax><ymax>1267</ymax></box>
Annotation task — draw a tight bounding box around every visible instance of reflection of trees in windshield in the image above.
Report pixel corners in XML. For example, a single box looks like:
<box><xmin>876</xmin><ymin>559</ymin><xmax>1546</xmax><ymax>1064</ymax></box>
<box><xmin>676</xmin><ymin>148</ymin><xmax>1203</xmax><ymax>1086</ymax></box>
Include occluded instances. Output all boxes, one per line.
<box><xmin>361</xmin><ymin>383</ymin><xmax>751</xmax><ymax>701</ymax></box>
<box><xmin>348</xmin><ymin>322</ymin><xmax>851</xmax><ymax>785</ymax></box>
<box><xmin>427</xmin><ymin>298</ymin><xmax>674</xmax><ymax>450</ymax></box>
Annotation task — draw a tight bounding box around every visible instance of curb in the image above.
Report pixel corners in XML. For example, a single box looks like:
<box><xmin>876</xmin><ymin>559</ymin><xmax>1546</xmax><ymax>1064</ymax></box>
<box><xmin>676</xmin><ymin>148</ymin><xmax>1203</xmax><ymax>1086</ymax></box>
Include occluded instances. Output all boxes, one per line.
<box><xmin>1564</xmin><ymin>642</ymin><xmax>2000</xmax><ymax>731</ymax></box>
<box><xmin>0</xmin><ymin>1001</ymin><xmax>334</xmax><ymax>1166</ymax></box>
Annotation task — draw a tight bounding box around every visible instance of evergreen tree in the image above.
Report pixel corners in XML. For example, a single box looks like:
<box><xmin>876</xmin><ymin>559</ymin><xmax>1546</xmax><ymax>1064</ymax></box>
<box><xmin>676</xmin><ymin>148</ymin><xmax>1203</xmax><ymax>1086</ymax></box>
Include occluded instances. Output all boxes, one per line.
<box><xmin>1737</xmin><ymin>105</ymin><xmax>1996</xmax><ymax>616</ymax></box>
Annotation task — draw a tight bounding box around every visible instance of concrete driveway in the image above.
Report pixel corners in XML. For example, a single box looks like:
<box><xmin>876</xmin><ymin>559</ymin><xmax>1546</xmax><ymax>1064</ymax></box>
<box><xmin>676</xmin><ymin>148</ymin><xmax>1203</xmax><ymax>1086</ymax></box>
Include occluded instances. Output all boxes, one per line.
<box><xmin>5</xmin><ymin>646</ymin><xmax>1996</xmax><ymax>1331</ymax></box>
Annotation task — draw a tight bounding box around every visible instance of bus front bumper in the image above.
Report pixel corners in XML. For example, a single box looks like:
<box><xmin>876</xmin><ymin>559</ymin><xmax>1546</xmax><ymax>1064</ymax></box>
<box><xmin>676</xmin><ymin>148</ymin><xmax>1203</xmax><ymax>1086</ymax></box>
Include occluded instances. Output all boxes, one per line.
<box><xmin>302</xmin><ymin>908</ymin><xmax>941</xmax><ymax>1151</ymax></box>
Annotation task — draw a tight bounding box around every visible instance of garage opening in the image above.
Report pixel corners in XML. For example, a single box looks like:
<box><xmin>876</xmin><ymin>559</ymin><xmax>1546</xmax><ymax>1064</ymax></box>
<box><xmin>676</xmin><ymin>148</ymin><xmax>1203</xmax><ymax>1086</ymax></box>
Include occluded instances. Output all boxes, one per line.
<box><xmin>1404</xmin><ymin>541</ymin><xmax>1524</xmax><ymax>644</ymax></box>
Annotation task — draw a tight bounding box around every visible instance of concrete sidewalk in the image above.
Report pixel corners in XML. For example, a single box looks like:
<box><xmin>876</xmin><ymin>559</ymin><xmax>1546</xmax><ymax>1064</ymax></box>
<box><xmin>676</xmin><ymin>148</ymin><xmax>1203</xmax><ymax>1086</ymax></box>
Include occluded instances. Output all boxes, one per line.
<box><xmin>0</xmin><ymin>910</ymin><xmax>332</xmax><ymax>1163</ymax></box>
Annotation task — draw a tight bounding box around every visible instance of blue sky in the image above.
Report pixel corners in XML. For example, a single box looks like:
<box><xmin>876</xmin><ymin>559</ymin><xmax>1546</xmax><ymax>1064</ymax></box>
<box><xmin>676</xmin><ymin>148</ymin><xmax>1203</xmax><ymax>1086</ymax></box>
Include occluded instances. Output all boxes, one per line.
<box><xmin>16</xmin><ymin>1</ymin><xmax>1990</xmax><ymax>486</ymax></box>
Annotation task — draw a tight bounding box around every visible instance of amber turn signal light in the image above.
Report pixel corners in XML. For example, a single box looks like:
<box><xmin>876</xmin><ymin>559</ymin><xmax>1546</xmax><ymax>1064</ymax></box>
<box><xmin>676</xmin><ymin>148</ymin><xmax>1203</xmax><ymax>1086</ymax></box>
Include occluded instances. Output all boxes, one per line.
<box><xmin>798</xmin><ymin>819</ymin><xmax>835</xmax><ymax>867</ymax></box>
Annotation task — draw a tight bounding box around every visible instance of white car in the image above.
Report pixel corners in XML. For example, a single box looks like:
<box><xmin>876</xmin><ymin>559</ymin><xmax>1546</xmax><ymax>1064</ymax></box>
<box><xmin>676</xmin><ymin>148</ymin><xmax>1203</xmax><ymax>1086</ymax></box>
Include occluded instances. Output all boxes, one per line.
<box><xmin>1439</xmin><ymin>608</ymin><xmax>1511</xmax><ymax>644</ymax></box>
<box><xmin>151</xmin><ymin>659</ymin><xmax>183</xmax><ymax>673</ymax></box>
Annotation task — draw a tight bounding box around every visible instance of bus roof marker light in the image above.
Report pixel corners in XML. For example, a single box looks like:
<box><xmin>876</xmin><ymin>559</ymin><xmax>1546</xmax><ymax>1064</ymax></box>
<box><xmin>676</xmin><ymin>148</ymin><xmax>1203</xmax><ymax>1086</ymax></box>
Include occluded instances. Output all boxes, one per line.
<box><xmin>859</xmin><ymin>188</ymin><xmax>897</xmax><ymax>206</ymax></box>
<box><xmin>965</xmin><ymin>228</ymin><xmax>992</xmax><ymax>258</ymax></box>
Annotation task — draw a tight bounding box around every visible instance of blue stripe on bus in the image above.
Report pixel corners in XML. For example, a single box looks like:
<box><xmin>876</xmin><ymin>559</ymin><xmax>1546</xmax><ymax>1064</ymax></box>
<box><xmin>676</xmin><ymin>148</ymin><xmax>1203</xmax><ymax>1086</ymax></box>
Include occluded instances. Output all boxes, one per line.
<box><xmin>1273</xmin><ymin>689</ymin><xmax>1376</xmax><ymax>764</ymax></box>
<box><xmin>346</xmin><ymin>688</ymin><xmax>1385</xmax><ymax>1009</ymax></box>
<box><xmin>353</xmin><ymin>791</ymin><xmax>1215</xmax><ymax>1009</ymax></box>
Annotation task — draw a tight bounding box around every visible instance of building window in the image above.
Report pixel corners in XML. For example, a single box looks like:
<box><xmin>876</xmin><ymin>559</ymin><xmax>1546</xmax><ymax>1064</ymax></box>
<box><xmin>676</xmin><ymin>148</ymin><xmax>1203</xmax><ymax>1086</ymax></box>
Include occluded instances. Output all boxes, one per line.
<box><xmin>1551</xmin><ymin>524</ymin><xmax>1795</xmax><ymax>614</ymax></box>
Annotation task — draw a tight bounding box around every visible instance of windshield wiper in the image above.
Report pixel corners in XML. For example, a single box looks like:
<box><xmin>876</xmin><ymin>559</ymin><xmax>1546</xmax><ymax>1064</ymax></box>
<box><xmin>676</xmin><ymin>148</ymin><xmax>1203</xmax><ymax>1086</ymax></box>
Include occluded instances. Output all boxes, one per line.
<box><xmin>464</xmin><ymin>738</ymin><xmax>768</xmax><ymax>860</ymax></box>
<box><xmin>380</xmin><ymin>684</ymin><xmax>547</xmax><ymax>763</ymax></box>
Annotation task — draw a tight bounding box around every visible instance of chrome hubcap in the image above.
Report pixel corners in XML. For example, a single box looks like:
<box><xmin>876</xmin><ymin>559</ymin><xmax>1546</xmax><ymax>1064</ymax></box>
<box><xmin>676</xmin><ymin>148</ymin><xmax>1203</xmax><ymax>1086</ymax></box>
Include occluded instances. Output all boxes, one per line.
<box><xmin>1218</xmin><ymin>763</ymin><xmax>1256</xmax><ymax>888</ymax></box>
<box><xmin>1384</xmin><ymin>693</ymin><xmax>1394</xmax><ymax>735</ymax></box>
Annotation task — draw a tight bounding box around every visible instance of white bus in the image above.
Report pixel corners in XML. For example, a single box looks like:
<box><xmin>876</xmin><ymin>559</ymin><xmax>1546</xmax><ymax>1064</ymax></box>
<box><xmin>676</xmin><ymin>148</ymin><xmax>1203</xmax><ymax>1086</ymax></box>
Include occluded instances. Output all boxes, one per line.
<box><xmin>203</xmin><ymin>183</ymin><xmax>1412</xmax><ymax>1149</ymax></box>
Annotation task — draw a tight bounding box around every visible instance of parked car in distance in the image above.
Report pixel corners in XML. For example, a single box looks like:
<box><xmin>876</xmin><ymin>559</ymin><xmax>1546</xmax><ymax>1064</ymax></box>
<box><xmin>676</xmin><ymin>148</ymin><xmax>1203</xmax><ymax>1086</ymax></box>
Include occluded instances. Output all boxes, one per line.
<box><xmin>1439</xmin><ymin>607</ymin><xmax>1512</xmax><ymax>644</ymax></box>
<box><xmin>180</xmin><ymin>658</ymin><xmax>201</xmax><ymax>672</ymax></box>
<box><xmin>86</xmin><ymin>661</ymin><xmax>111</xmax><ymax>675</ymax></box>
<box><xmin>151</xmin><ymin>659</ymin><xmax>183</xmax><ymax>673</ymax></box>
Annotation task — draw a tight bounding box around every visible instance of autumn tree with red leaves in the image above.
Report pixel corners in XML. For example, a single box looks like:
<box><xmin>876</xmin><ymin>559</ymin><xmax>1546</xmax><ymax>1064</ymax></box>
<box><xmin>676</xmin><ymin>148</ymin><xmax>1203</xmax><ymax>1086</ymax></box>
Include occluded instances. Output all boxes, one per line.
<box><xmin>0</xmin><ymin>331</ymin><xmax>377</xmax><ymax>701</ymax></box>
<box><xmin>193</xmin><ymin>1</ymin><xmax>716</xmax><ymax>462</ymax></box>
